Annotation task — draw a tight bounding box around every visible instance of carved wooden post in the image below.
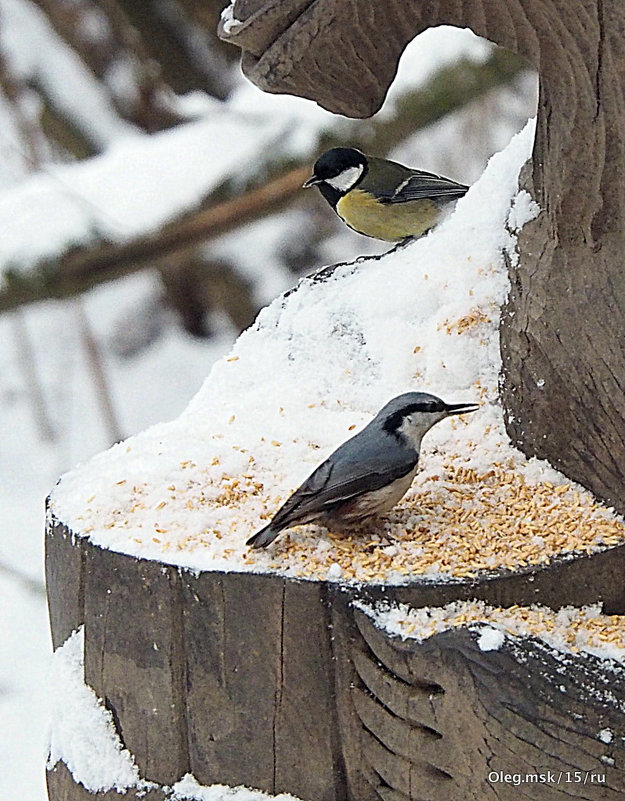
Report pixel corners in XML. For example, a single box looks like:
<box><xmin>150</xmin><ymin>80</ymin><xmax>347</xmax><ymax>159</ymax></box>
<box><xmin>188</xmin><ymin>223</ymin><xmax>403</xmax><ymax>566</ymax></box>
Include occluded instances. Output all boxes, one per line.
<box><xmin>219</xmin><ymin>0</ymin><xmax>625</xmax><ymax>512</ymax></box>
<box><xmin>46</xmin><ymin>513</ymin><xmax>625</xmax><ymax>800</ymax></box>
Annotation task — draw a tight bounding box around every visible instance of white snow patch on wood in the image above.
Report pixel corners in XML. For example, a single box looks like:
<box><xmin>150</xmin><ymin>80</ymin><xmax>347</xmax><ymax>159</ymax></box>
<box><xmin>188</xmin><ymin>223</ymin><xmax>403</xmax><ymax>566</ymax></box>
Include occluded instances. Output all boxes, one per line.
<box><xmin>47</xmin><ymin>633</ymin><xmax>307</xmax><ymax>798</ymax></box>
<box><xmin>477</xmin><ymin>626</ymin><xmax>505</xmax><ymax>651</ymax></box>
<box><xmin>172</xmin><ymin>774</ymin><xmax>303</xmax><ymax>801</ymax></box>
<box><xmin>47</xmin><ymin>628</ymin><xmax>146</xmax><ymax>793</ymax></box>
<box><xmin>358</xmin><ymin>599</ymin><xmax>625</xmax><ymax>664</ymax></box>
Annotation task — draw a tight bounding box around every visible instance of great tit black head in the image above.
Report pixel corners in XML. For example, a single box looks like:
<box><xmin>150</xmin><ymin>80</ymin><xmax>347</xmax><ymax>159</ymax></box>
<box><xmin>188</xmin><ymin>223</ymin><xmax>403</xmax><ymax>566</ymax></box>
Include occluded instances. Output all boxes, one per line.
<box><xmin>303</xmin><ymin>147</ymin><xmax>368</xmax><ymax>195</ymax></box>
<box><xmin>303</xmin><ymin>146</ymin><xmax>469</xmax><ymax>242</ymax></box>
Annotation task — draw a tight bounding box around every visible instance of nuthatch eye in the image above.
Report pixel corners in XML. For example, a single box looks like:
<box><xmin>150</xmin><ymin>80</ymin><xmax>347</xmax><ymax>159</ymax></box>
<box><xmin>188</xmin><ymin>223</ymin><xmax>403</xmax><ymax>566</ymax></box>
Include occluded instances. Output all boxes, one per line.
<box><xmin>246</xmin><ymin>392</ymin><xmax>479</xmax><ymax>549</ymax></box>
<box><xmin>303</xmin><ymin>147</ymin><xmax>468</xmax><ymax>243</ymax></box>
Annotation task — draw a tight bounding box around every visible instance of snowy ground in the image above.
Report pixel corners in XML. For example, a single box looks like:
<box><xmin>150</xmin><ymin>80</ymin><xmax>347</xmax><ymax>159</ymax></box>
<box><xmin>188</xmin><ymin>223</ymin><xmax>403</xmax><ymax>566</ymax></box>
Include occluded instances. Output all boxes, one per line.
<box><xmin>0</xmin><ymin>19</ymin><xmax>536</xmax><ymax>801</ymax></box>
<box><xmin>0</xmin><ymin>274</ymin><xmax>234</xmax><ymax>801</ymax></box>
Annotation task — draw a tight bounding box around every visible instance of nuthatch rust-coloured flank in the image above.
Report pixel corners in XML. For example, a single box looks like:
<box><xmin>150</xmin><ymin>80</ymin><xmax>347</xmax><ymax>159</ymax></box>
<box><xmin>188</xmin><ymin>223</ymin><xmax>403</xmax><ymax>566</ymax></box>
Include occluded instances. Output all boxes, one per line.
<box><xmin>246</xmin><ymin>392</ymin><xmax>479</xmax><ymax>549</ymax></box>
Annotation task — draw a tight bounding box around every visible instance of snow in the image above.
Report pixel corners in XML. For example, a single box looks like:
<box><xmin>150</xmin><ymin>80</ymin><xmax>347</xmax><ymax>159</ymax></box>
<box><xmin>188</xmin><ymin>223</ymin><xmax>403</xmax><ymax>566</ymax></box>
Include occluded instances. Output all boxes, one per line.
<box><xmin>50</xmin><ymin>120</ymin><xmax>546</xmax><ymax>576</ymax></box>
<box><xmin>477</xmin><ymin>626</ymin><xmax>505</xmax><ymax>652</ymax></box>
<box><xmin>508</xmin><ymin>189</ymin><xmax>540</xmax><ymax>234</ymax></box>
<box><xmin>361</xmin><ymin>599</ymin><xmax>625</xmax><ymax>664</ymax></box>
<box><xmin>172</xmin><ymin>775</ymin><xmax>303</xmax><ymax>801</ymax></box>
<box><xmin>326</xmin><ymin>562</ymin><xmax>343</xmax><ymax>580</ymax></box>
<box><xmin>210</xmin><ymin>210</ymin><xmax>312</xmax><ymax>306</ymax></box>
<box><xmin>47</xmin><ymin>629</ymin><xmax>145</xmax><ymax>792</ymax></box>
<box><xmin>0</xmin><ymin>0</ymin><xmax>134</xmax><ymax>148</ymax></box>
<box><xmin>220</xmin><ymin>3</ymin><xmax>241</xmax><ymax>36</ymax></box>
<box><xmin>598</xmin><ymin>729</ymin><xmax>614</xmax><ymax>744</ymax></box>
<box><xmin>47</xmin><ymin>630</ymin><xmax>307</xmax><ymax>799</ymax></box>
<box><xmin>0</xmin><ymin>113</ymin><xmax>294</xmax><ymax>274</ymax></box>
<box><xmin>0</xmin><ymin>573</ymin><xmax>50</xmax><ymax>801</ymax></box>
<box><xmin>382</xmin><ymin>27</ymin><xmax>492</xmax><ymax>118</ymax></box>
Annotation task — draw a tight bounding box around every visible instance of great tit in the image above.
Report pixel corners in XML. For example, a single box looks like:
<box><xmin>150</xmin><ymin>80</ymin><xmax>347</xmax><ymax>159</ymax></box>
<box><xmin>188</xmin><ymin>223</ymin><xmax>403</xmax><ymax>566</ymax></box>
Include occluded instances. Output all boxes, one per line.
<box><xmin>246</xmin><ymin>392</ymin><xmax>478</xmax><ymax>549</ymax></box>
<box><xmin>303</xmin><ymin>147</ymin><xmax>469</xmax><ymax>242</ymax></box>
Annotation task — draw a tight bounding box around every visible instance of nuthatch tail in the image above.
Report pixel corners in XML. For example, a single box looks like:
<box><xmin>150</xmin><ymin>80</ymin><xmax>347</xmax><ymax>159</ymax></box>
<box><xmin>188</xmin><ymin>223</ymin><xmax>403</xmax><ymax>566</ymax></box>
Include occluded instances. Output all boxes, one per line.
<box><xmin>247</xmin><ymin>392</ymin><xmax>478</xmax><ymax>549</ymax></box>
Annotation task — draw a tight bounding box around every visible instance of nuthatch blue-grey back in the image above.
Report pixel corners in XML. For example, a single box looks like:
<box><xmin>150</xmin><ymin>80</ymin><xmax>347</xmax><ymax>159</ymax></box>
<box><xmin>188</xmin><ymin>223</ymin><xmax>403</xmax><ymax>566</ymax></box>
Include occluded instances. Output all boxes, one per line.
<box><xmin>303</xmin><ymin>147</ymin><xmax>469</xmax><ymax>242</ymax></box>
<box><xmin>246</xmin><ymin>392</ymin><xmax>478</xmax><ymax>549</ymax></box>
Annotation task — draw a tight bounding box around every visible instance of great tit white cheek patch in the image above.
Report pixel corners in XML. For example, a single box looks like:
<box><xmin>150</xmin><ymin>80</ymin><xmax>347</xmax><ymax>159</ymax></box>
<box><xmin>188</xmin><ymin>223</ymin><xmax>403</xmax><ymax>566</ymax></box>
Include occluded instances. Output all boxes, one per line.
<box><xmin>325</xmin><ymin>164</ymin><xmax>365</xmax><ymax>192</ymax></box>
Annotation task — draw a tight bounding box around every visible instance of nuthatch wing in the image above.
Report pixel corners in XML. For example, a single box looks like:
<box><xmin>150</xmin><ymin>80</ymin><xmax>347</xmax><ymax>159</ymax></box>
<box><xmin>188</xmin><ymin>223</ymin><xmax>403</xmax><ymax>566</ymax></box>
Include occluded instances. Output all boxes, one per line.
<box><xmin>303</xmin><ymin>147</ymin><xmax>468</xmax><ymax>242</ymax></box>
<box><xmin>246</xmin><ymin>392</ymin><xmax>478</xmax><ymax>549</ymax></box>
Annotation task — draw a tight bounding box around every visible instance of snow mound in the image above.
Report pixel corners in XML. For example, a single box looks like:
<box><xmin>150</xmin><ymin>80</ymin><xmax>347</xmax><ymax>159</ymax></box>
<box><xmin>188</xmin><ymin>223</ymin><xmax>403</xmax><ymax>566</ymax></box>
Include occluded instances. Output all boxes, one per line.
<box><xmin>49</xmin><ymin>119</ymin><xmax>625</xmax><ymax>582</ymax></box>
<box><xmin>47</xmin><ymin>628</ymin><xmax>145</xmax><ymax>793</ymax></box>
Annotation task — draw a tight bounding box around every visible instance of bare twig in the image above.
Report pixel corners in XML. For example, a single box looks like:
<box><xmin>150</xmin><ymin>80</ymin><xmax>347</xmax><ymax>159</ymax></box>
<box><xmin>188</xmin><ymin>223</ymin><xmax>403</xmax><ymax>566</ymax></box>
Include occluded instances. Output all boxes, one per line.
<box><xmin>72</xmin><ymin>299</ymin><xmax>124</xmax><ymax>444</ymax></box>
<box><xmin>0</xmin><ymin>50</ymin><xmax>530</xmax><ymax>311</ymax></box>
<box><xmin>0</xmin><ymin>558</ymin><xmax>46</xmax><ymax>597</ymax></box>
<box><xmin>10</xmin><ymin>310</ymin><xmax>56</xmax><ymax>441</ymax></box>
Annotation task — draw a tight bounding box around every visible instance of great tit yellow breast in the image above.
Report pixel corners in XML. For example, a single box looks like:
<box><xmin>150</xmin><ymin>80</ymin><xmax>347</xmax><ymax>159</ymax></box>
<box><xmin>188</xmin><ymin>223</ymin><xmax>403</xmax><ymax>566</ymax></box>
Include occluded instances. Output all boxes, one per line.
<box><xmin>336</xmin><ymin>189</ymin><xmax>443</xmax><ymax>242</ymax></box>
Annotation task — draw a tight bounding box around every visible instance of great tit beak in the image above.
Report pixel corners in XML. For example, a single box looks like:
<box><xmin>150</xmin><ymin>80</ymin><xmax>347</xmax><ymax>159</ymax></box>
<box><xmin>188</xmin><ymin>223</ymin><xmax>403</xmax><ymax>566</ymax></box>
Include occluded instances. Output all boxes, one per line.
<box><xmin>444</xmin><ymin>402</ymin><xmax>480</xmax><ymax>416</ymax></box>
<box><xmin>303</xmin><ymin>175</ymin><xmax>321</xmax><ymax>188</ymax></box>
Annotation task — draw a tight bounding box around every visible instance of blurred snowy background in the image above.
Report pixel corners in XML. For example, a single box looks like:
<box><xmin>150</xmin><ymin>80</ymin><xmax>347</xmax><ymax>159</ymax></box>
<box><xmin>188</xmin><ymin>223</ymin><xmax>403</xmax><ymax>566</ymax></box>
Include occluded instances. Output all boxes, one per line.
<box><xmin>0</xmin><ymin>2</ymin><xmax>537</xmax><ymax>799</ymax></box>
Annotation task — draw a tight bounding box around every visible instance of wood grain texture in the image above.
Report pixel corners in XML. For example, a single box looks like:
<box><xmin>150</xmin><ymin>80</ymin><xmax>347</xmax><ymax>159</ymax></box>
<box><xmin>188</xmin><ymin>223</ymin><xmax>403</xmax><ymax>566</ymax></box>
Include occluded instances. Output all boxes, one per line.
<box><xmin>182</xmin><ymin>570</ymin><xmax>347</xmax><ymax>799</ymax></box>
<box><xmin>45</xmin><ymin>516</ymin><xmax>625</xmax><ymax>800</ymax></box>
<box><xmin>353</xmin><ymin>610</ymin><xmax>625</xmax><ymax>800</ymax></box>
<box><xmin>45</xmin><ymin>514</ymin><xmax>85</xmax><ymax>649</ymax></box>
<box><xmin>220</xmin><ymin>0</ymin><xmax>625</xmax><ymax>515</ymax></box>
<box><xmin>183</xmin><ymin>570</ymin><xmax>283</xmax><ymax>791</ymax></box>
<box><xmin>82</xmin><ymin>541</ymin><xmax>190</xmax><ymax>785</ymax></box>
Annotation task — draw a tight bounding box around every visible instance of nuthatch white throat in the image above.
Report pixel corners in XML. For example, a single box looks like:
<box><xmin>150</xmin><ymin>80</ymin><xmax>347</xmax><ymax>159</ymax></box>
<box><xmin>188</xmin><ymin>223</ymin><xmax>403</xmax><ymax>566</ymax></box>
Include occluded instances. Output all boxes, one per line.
<box><xmin>303</xmin><ymin>147</ymin><xmax>469</xmax><ymax>242</ymax></box>
<box><xmin>246</xmin><ymin>392</ymin><xmax>478</xmax><ymax>549</ymax></box>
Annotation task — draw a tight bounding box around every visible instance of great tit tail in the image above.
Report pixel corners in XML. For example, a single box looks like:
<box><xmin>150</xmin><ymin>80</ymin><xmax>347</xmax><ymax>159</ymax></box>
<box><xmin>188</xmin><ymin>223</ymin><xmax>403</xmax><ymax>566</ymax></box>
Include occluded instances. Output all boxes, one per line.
<box><xmin>246</xmin><ymin>523</ymin><xmax>279</xmax><ymax>549</ymax></box>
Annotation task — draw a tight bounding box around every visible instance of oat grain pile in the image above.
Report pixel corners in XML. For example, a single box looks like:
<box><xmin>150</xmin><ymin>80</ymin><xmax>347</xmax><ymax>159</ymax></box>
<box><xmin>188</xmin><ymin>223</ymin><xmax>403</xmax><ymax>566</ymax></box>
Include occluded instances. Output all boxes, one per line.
<box><xmin>367</xmin><ymin>599</ymin><xmax>625</xmax><ymax>663</ymax></box>
<box><xmin>50</xmin><ymin>121</ymin><xmax>625</xmax><ymax>583</ymax></box>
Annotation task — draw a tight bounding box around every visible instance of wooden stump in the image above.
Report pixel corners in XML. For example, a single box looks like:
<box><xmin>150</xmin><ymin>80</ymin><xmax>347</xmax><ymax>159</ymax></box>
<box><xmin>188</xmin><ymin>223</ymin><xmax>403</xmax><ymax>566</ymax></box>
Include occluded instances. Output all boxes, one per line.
<box><xmin>46</xmin><ymin>512</ymin><xmax>625</xmax><ymax>800</ymax></box>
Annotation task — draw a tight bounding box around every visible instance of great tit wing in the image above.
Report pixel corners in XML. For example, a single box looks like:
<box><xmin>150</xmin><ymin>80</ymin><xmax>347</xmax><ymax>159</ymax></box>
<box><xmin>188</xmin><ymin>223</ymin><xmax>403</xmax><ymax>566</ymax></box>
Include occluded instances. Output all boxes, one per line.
<box><xmin>383</xmin><ymin>170</ymin><xmax>469</xmax><ymax>204</ymax></box>
<box><xmin>363</xmin><ymin>158</ymin><xmax>468</xmax><ymax>205</ymax></box>
<box><xmin>269</xmin><ymin>436</ymin><xmax>417</xmax><ymax>530</ymax></box>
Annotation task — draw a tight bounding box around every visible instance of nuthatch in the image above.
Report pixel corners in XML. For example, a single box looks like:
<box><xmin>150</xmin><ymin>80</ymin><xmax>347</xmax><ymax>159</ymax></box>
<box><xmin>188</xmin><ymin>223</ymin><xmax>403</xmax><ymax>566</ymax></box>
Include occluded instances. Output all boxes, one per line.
<box><xmin>246</xmin><ymin>392</ymin><xmax>478</xmax><ymax>549</ymax></box>
<box><xmin>303</xmin><ymin>147</ymin><xmax>469</xmax><ymax>242</ymax></box>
